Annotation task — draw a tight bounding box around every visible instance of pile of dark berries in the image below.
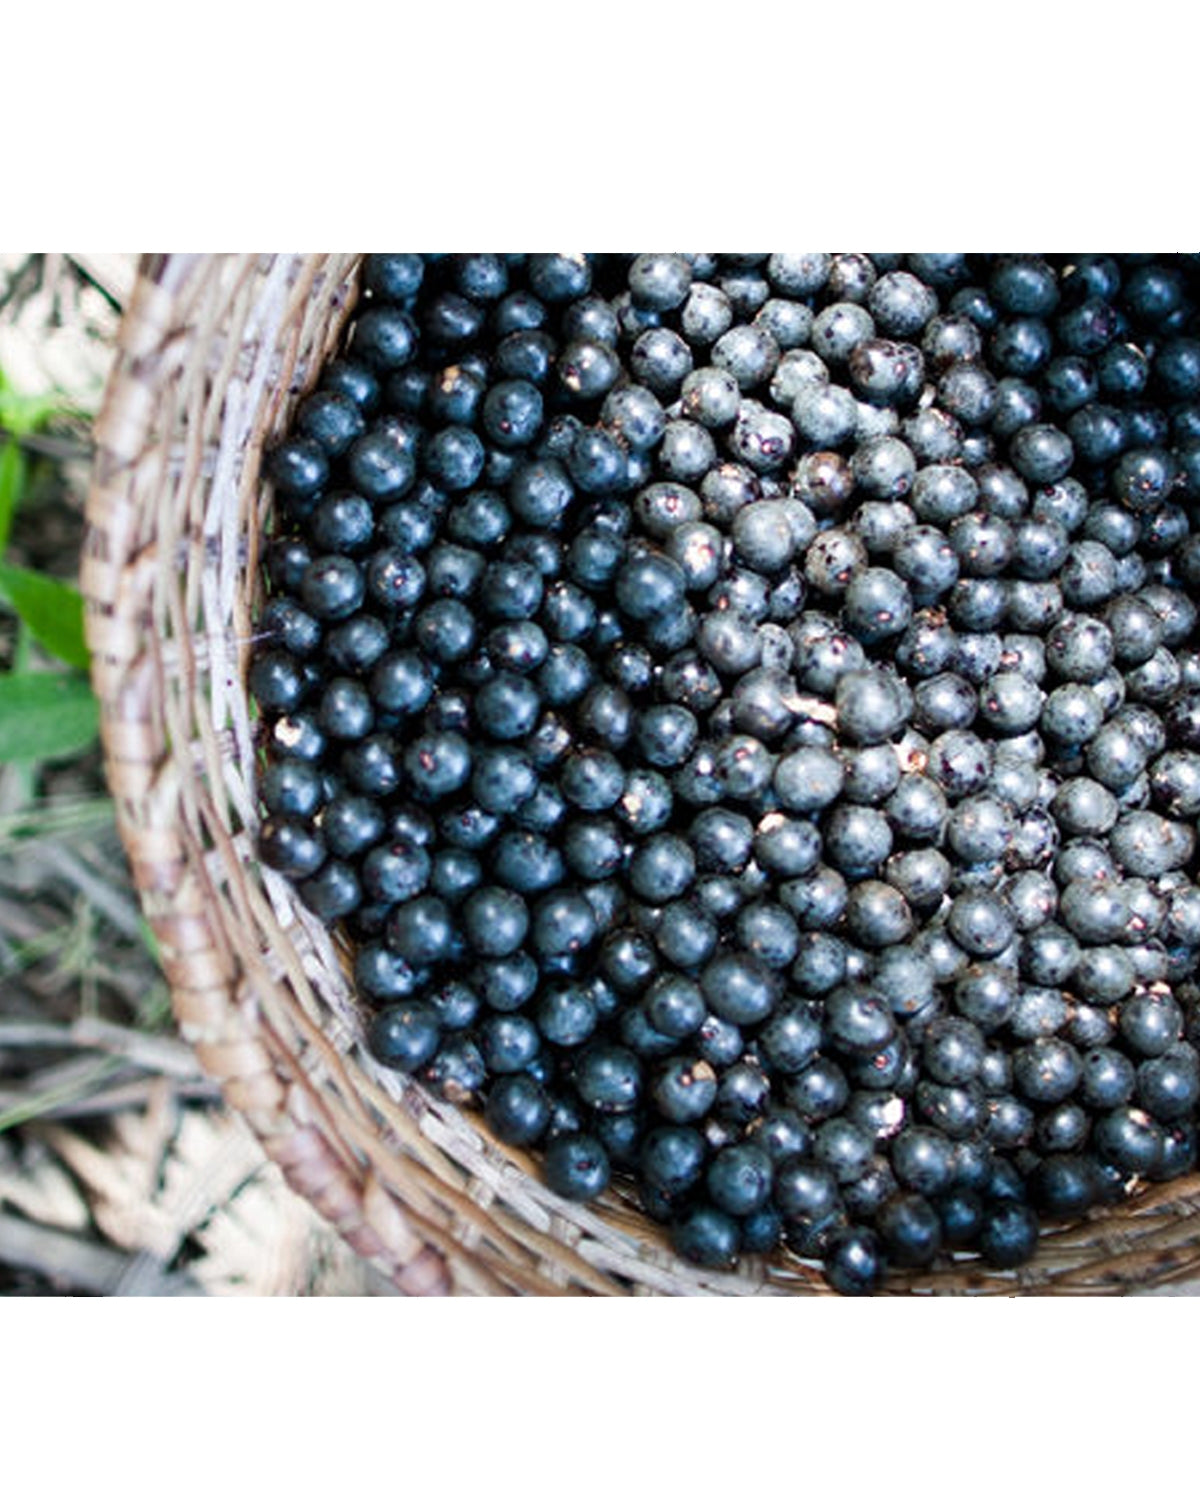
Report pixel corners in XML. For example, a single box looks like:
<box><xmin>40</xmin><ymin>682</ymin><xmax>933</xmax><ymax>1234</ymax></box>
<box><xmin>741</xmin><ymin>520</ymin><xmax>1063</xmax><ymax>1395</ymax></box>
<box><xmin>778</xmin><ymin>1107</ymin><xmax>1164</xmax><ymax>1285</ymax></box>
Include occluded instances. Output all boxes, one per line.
<box><xmin>252</xmin><ymin>253</ymin><xmax>1200</xmax><ymax>1293</ymax></box>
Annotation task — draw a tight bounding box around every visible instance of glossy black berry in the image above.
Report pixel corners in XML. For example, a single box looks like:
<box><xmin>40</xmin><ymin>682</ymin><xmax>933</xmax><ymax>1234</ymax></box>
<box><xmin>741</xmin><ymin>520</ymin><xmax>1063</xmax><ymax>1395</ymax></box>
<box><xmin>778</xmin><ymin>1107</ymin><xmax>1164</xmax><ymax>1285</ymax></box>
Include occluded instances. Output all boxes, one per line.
<box><xmin>670</xmin><ymin>1204</ymin><xmax>741</xmax><ymax>1269</ymax></box>
<box><xmin>484</xmin><ymin>1074</ymin><xmax>551</xmax><ymax>1146</ymax></box>
<box><xmin>369</xmin><ymin>1003</ymin><xmax>441</xmax><ymax>1071</ymax></box>
<box><xmin>541</xmin><ymin>1133</ymin><xmax>612</xmax><ymax>1201</ymax></box>
<box><xmin>876</xmin><ymin>1193</ymin><xmax>942</xmax><ymax>1268</ymax></box>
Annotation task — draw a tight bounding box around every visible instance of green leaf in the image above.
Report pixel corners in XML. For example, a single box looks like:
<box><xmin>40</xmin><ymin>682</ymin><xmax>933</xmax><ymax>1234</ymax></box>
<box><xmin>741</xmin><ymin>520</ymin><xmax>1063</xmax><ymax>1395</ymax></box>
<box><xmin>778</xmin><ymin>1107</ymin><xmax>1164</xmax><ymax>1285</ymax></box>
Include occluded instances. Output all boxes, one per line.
<box><xmin>0</xmin><ymin>672</ymin><xmax>99</xmax><ymax>763</ymax></box>
<box><xmin>0</xmin><ymin>563</ymin><xmax>89</xmax><ymax>669</ymax></box>
<box><xmin>0</xmin><ymin>439</ymin><xmax>27</xmax><ymax>555</ymax></box>
<box><xmin>0</xmin><ymin>375</ymin><xmax>72</xmax><ymax>437</ymax></box>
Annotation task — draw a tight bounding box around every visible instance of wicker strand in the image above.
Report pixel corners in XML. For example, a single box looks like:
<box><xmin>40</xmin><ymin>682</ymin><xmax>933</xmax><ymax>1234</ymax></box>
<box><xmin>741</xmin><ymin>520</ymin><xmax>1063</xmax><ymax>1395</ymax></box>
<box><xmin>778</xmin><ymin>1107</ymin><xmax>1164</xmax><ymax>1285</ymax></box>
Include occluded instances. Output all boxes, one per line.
<box><xmin>83</xmin><ymin>253</ymin><xmax>1200</xmax><ymax>1296</ymax></box>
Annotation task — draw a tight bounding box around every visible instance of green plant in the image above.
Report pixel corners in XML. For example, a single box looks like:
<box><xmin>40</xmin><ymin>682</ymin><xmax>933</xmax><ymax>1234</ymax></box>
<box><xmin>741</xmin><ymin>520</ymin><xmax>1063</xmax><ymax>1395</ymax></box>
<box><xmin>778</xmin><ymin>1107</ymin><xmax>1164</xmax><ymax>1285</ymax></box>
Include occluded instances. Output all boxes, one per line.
<box><xmin>0</xmin><ymin>365</ymin><xmax>97</xmax><ymax>765</ymax></box>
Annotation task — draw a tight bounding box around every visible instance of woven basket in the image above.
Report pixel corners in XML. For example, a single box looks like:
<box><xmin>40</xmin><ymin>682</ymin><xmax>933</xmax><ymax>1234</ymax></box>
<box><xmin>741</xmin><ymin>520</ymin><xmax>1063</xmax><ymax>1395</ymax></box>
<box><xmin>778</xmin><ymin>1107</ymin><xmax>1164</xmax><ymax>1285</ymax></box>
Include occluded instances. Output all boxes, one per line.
<box><xmin>82</xmin><ymin>252</ymin><xmax>1200</xmax><ymax>1295</ymax></box>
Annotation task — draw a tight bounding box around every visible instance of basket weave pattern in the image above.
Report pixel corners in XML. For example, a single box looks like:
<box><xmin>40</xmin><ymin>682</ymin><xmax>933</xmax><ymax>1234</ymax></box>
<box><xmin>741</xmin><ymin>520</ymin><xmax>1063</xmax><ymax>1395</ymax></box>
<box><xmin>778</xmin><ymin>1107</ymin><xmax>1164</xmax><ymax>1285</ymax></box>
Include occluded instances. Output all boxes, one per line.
<box><xmin>82</xmin><ymin>252</ymin><xmax>1200</xmax><ymax>1295</ymax></box>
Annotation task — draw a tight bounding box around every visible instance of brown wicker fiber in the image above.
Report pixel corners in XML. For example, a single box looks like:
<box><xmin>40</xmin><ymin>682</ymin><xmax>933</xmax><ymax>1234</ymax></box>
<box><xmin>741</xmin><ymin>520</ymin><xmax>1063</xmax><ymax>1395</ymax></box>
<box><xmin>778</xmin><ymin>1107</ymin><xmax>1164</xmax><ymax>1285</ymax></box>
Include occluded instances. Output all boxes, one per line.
<box><xmin>82</xmin><ymin>252</ymin><xmax>1200</xmax><ymax>1295</ymax></box>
